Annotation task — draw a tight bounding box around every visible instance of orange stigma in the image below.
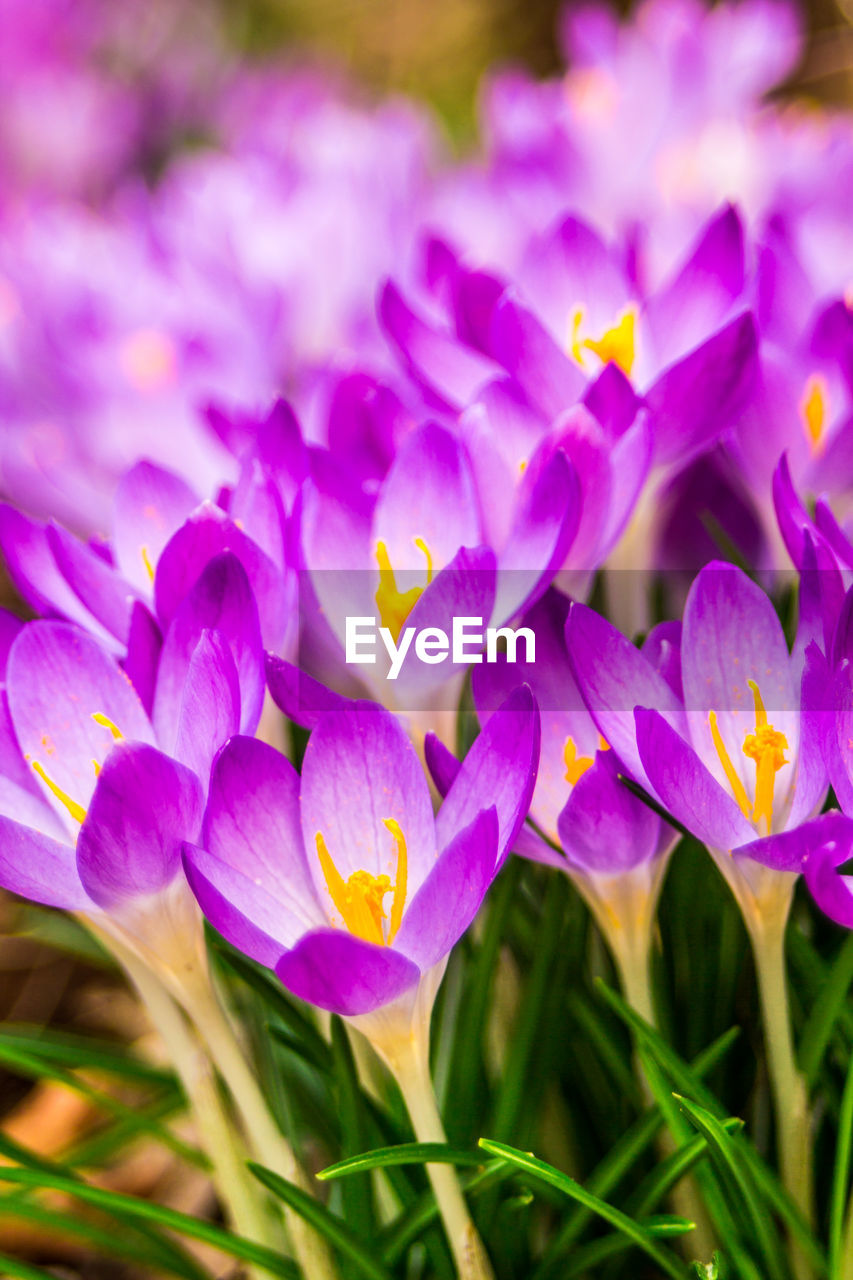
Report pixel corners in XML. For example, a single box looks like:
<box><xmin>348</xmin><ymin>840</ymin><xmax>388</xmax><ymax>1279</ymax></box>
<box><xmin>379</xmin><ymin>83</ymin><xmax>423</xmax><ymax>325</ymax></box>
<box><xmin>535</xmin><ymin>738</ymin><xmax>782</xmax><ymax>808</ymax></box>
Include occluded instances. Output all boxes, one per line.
<box><xmin>375</xmin><ymin>538</ymin><xmax>433</xmax><ymax>641</ymax></box>
<box><xmin>563</xmin><ymin>736</ymin><xmax>595</xmax><ymax>785</ymax></box>
<box><xmin>800</xmin><ymin>374</ymin><xmax>828</xmax><ymax>454</ymax></box>
<box><xmin>709</xmin><ymin>680</ymin><xmax>788</xmax><ymax>835</ymax></box>
<box><xmin>315</xmin><ymin>818</ymin><xmax>408</xmax><ymax>946</ymax></box>
<box><xmin>570</xmin><ymin>305</ymin><xmax>636</xmax><ymax>377</ymax></box>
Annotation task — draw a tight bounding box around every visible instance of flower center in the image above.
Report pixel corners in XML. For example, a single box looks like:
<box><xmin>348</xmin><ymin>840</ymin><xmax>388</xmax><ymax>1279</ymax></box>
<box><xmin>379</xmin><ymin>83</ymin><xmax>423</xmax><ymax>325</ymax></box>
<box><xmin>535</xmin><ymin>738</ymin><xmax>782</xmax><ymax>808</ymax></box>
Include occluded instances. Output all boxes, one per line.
<box><xmin>375</xmin><ymin>538</ymin><xmax>433</xmax><ymax>641</ymax></box>
<box><xmin>708</xmin><ymin>680</ymin><xmax>788</xmax><ymax>836</ymax></box>
<box><xmin>563</xmin><ymin>736</ymin><xmax>594</xmax><ymax>785</ymax></box>
<box><xmin>30</xmin><ymin>713</ymin><xmax>124</xmax><ymax>825</ymax></box>
<box><xmin>799</xmin><ymin>373</ymin><xmax>828</xmax><ymax>454</ymax></box>
<box><xmin>315</xmin><ymin>817</ymin><xmax>408</xmax><ymax>946</ymax></box>
<box><xmin>569</xmin><ymin>305</ymin><xmax>636</xmax><ymax>377</ymax></box>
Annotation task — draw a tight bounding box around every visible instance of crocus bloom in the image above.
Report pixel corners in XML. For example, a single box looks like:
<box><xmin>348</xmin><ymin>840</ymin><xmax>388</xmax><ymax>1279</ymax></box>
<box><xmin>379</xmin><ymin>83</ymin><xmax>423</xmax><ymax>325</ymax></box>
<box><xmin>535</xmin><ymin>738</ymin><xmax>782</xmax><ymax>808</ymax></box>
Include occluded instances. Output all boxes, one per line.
<box><xmin>183</xmin><ymin>687</ymin><xmax>539</xmax><ymax>1032</ymax></box>
<box><xmin>567</xmin><ymin>561</ymin><xmax>828</xmax><ymax>923</ymax></box>
<box><xmin>0</xmin><ymin>553</ymin><xmax>264</xmax><ymax>986</ymax></box>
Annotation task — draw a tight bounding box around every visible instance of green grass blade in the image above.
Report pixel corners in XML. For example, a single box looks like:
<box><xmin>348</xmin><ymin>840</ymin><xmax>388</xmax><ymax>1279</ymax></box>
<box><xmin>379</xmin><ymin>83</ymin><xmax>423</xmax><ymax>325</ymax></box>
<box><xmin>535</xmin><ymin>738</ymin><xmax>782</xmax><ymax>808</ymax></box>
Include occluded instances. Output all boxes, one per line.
<box><xmin>0</xmin><ymin>1167</ymin><xmax>297</xmax><ymax>1277</ymax></box>
<box><xmin>831</xmin><ymin>1039</ymin><xmax>853</xmax><ymax>1276</ymax></box>
<box><xmin>249</xmin><ymin>1162</ymin><xmax>394</xmax><ymax>1280</ymax></box>
<box><xmin>799</xmin><ymin>933</ymin><xmax>853</xmax><ymax>1086</ymax></box>
<box><xmin>0</xmin><ymin>1254</ymin><xmax>62</xmax><ymax>1280</ymax></box>
<box><xmin>478</xmin><ymin>1139</ymin><xmax>689</xmax><ymax>1280</ymax></box>
<box><xmin>674</xmin><ymin>1095</ymin><xmax>789</xmax><ymax>1280</ymax></box>
<box><xmin>319</xmin><ymin>1143</ymin><xmax>491</xmax><ymax>1181</ymax></box>
<box><xmin>0</xmin><ymin>1024</ymin><xmax>177</xmax><ymax>1087</ymax></box>
<box><xmin>329</xmin><ymin>1016</ymin><xmax>375</xmax><ymax>1239</ymax></box>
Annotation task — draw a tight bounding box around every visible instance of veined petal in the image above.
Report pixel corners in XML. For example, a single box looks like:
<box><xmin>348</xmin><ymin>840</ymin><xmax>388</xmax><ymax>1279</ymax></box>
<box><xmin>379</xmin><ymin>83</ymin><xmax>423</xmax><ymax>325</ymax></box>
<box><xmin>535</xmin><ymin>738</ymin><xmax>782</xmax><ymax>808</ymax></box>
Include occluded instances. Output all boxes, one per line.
<box><xmin>113</xmin><ymin>462</ymin><xmax>199</xmax><ymax>595</ymax></box>
<box><xmin>275</xmin><ymin>929</ymin><xmax>421</xmax><ymax>1017</ymax></box>
<box><xmin>0</xmin><ymin>817</ymin><xmax>89</xmax><ymax>910</ymax></box>
<box><xmin>76</xmin><ymin>742</ymin><xmax>203</xmax><ymax>908</ymax></box>
<box><xmin>395</xmin><ymin>808</ymin><xmax>499</xmax><ymax>970</ymax></box>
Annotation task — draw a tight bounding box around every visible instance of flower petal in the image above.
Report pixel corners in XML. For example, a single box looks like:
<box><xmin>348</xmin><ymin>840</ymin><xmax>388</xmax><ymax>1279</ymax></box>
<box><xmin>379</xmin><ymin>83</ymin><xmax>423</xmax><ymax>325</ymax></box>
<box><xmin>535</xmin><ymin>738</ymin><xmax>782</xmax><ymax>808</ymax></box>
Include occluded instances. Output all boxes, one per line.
<box><xmin>113</xmin><ymin>462</ymin><xmax>200</xmax><ymax>595</ymax></box>
<box><xmin>437</xmin><ymin>685</ymin><xmax>539</xmax><ymax>861</ymax></box>
<box><xmin>0</xmin><ymin>817</ymin><xmax>88</xmax><ymax>910</ymax></box>
<box><xmin>183</xmin><ymin>843</ymin><xmax>302</xmax><ymax>969</ymax></box>
<box><xmin>301</xmin><ymin>702</ymin><xmax>436</xmax><ymax>903</ymax></box>
<box><xmin>275</xmin><ymin>929</ymin><xmax>421</xmax><ymax>1017</ymax></box>
<box><xmin>76</xmin><ymin>742</ymin><xmax>203</xmax><ymax>907</ymax></box>
<box><xmin>395</xmin><ymin>808</ymin><xmax>499</xmax><ymax>970</ymax></box>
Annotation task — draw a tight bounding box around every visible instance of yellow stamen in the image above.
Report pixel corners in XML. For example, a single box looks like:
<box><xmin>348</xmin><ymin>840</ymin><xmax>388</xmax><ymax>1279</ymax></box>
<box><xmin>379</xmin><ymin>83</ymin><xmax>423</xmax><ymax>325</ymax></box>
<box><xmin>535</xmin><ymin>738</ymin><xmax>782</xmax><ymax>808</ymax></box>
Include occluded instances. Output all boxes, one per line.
<box><xmin>800</xmin><ymin>374</ymin><xmax>828</xmax><ymax>454</ymax></box>
<box><xmin>375</xmin><ymin>538</ymin><xmax>434</xmax><ymax>642</ymax></box>
<box><xmin>140</xmin><ymin>546</ymin><xmax>155</xmax><ymax>584</ymax></box>
<box><xmin>383</xmin><ymin>818</ymin><xmax>408</xmax><ymax>944</ymax></box>
<box><xmin>598</xmin><ymin>735</ymin><xmax>610</xmax><ymax>752</ymax></box>
<box><xmin>708</xmin><ymin>709</ymin><xmax>751</xmax><ymax>818</ymax></box>
<box><xmin>570</xmin><ymin>306</ymin><xmax>637</xmax><ymax>376</ymax></box>
<box><xmin>92</xmin><ymin>713</ymin><xmax>123</xmax><ymax>741</ymax></box>
<box><xmin>31</xmin><ymin>762</ymin><xmax>87</xmax><ymax>825</ymax></box>
<box><xmin>564</xmin><ymin>736</ymin><xmax>595</xmax><ymax>786</ymax></box>
<box><xmin>742</xmin><ymin>680</ymin><xmax>788</xmax><ymax>835</ymax></box>
<box><xmin>315</xmin><ymin>820</ymin><xmax>409</xmax><ymax>946</ymax></box>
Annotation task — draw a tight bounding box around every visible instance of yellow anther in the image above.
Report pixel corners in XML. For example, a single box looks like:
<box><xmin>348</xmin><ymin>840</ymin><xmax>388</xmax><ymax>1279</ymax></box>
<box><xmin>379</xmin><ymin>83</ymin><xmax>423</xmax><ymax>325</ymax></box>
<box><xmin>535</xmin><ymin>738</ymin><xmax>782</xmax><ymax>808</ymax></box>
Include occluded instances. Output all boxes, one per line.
<box><xmin>383</xmin><ymin>818</ymin><xmax>408</xmax><ymax>945</ymax></box>
<box><xmin>564</xmin><ymin>736</ymin><xmax>595</xmax><ymax>786</ymax></box>
<box><xmin>709</xmin><ymin>709</ymin><xmax>751</xmax><ymax>819</ymax></box>
<box><xmin>31</xmin><ymin>761</ymin><xmax>87</xmax><ymax>825</ymax></box>
<box><xmin>140</xmin><ymin>546</ymin><xmax>155</xmax><ymax>584</ymax></box>
<box><xmin>92</xmin><ymin>713</ymin><xmax>123</xmax><ymax>741</ymax></box>
<box><xmin>569</xmin><ymin>306</ymin><xmax>637</xmax><ymax>376</ymax></box>
<box><xmin>800</xmin><ymin>374</ymin><xmax>828</xmax><ymax>454</ymax></box>
<box><xmin>742</xmin><ymin>681</ymin><xmax>788</xmax><ymax>835</ymax></box>
<box><xmin>598</xmin><ymin>735</ymin><xmax>611</xmax><ymax>752</ymax></box>
<box><xmin>375</xmin><ymin>538</ymin><xmax>434</xmax><ymax>642</ymax></box>
<box><xmin>315</xmin><ymin>820</ymin><xmax>409</xmax><ymax>947</ymax></box>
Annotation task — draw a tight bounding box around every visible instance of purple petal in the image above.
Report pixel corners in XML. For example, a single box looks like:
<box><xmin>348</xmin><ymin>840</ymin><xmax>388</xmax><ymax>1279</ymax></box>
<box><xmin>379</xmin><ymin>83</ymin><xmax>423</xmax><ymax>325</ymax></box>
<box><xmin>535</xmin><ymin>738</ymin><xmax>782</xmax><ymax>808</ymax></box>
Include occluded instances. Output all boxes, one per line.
<box><xmin>47</xmin><ymin>524</ymin><xmax>139</xmax><ymax>646</ymax></box>
<box><xmin>489</xmin><ymin>291</ymin><xmax>586</xmax><ymax>420</ymax></box>
<box><xmin>113</xmin><ymin>462</ymin><xmax>200</xmax><ymax>595</ymax></box>
<box><xmin>183</xmin><ymin>843</ymin><xmax>306</xmax><ymax>970</ymax></box>
<box><xmin>372</xmin><ymin>422</ymin><xmax>482</xmax><ymax>573</ymax></box>
<box><xmin>680</xmin><ymin>562</ymin><xmax>797</xmax><ymax>804</ymax></box>
<box><xmin>76</xmin><ymin>742</ymin><xmax>203</xmax><ymax>907</ymax></box>
<box><xmin>275</xmin><ymin>929</ymin><xmax>421</xmax><ymax>1017</ymax></box>
<box><xmin>379</xmin><ymin>280</ymin><xmax>497</xmax><ymax>411</ymax></box>
<box><xmin>123</xmin><ymin>603</ymin><xmax>163</xmax><ymax>718</ymax></box>
<box><xmin>395</xmin><ymin>808</ymin><xmax>499</xmax><ymax>969</ymax></box>
<box><xmin>565</xmin><ymin>603</ymin><xmax>686</xmax><ymax>787</ymax></box>
<box><xmin>203</xmin><ymin>735</ymin><xmax>322</xmax><ymax>935</ymax></box>
<box><xmin>169</xmin><ymin>631</ymin><xmax>241</xmax><ymax>784</ymax></box>
<box><xmin>557</xmin><ymin>753</ymin><xmax>666</xmax><ymax>875</ymax></box>
<box><xmin>424</xmin><ymin>733</ymin><xmax>461</xmax><ymax>798</ymax></box>
<box><xmin>265</xmin><ymin>654</ymin><xmax>350</xmax><ymax>730</ymax></box>
<box><xmin>635</xmin><ymin>707</ymin><xmax>756</xmax><ymax>851</ymax></box>
<box><xmin>301</xmin><ymin>702</ymin><xmax>436</xmax><ymax>902</ymax></box>
<box><xmin>8</xmin><ymin>622</ymin><xmax>155</xmax><ymax>826</ymax></box>
<box><xmin>642</xmin><ymin>621</ymin><xmax>683</xmax><ymax>699</ymax></box>
<box><xmin>154</xmin><ymin>503</ymin><xmax>286</xmax><ymax>652</ymax></box>
<box><xmin>493</xmin><ymin>446</ymin><xmax>580</xmax><ymax>624</ymax></box>
<box><xmin>646</xmin><ymin>312</ymin><xmax>758</xmax><ymax>467</ymax></box>
<box><xmin>803</xmin><ymin>812</ymin><xmax>853</xmax><ymax>929</ymax></box>
<box><xmin>153</xmin><ymin>552</ymin><xmax>264</xmax><ymax>745</ymax></box>
<box><xmin>437</xmin><ymin>685</ymin><xmax>539</xmax><ymax>862</ymax></box>
<box><xmin>0</xmin><ymin>817</ymin><xmax>89</xmax><ymax>910</ymax></box>
<box><xmin>0</xmin><ymin>506</ymin><xmax>115</xmax><ymax>646</ymax></box>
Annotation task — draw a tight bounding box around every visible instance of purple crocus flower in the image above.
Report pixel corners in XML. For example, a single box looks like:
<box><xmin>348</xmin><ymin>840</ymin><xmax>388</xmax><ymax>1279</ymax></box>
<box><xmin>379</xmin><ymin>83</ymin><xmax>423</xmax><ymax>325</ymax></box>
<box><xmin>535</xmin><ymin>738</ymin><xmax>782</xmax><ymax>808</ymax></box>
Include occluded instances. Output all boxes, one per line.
<box><xmin>428</xmin><ymin>591</ymin><xmax>677</xmax><ymax>1007</ymax></box>
<box><xmin>567</xmin><ymin>561</ymin><xmax>829</xmax><ymax>922</ymax></box>
<box><xmin>0</xmin><ymin>405</ymin><xmax>299</xmax><ymax>659</ymax></box>
<box><xmin>183</xmin><ymin>687</ymin><xmax>539</xmax><ymax>1030</ymax></box>
<box><xmin>0</xmin><ymin>553</ymin><xmax>264</xmax><ymax>982</ymax></box>
<box><xmin>273</xmin><ymin>417</ymin><xmax>576</xmax><ymax>740</ymax></box>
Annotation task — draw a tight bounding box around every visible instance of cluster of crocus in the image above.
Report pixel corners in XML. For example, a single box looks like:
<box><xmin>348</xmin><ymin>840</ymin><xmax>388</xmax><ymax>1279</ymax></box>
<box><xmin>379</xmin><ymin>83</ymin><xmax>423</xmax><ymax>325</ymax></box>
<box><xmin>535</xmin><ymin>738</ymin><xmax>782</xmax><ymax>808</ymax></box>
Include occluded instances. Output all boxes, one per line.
<box><xmin>2</xmin><ymin>0</ymin><xmax>853</xmax><ymax>1276</ymax></box>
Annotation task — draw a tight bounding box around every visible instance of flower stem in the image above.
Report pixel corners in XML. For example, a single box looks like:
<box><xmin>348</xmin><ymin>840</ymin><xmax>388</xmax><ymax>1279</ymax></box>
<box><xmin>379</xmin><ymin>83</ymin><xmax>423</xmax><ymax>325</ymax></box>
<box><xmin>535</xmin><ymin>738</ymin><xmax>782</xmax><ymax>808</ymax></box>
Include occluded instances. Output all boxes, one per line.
<box><xmin>175</xmin><ymin>966</ymin><xmax>340</xmax><ymax>1280</ymax></box>
<box><xmin>746</xmin><ymin>906</ymin><xmax>813</xmax><ymax>1280</ymax></box>
<box><xmin>608</xmin><ymin>919</ymin><xmax>717</xmax><ymax>1264</ymax></box>
<box><xmin>105</xmin><ymin>937</ymin><xmax>277</xmax><ymax>1270</ymax></box>
<box><xmin>380</xmin><ymin>1028</ymin><xmax>493</xmax><ymax>1280</ymax></box>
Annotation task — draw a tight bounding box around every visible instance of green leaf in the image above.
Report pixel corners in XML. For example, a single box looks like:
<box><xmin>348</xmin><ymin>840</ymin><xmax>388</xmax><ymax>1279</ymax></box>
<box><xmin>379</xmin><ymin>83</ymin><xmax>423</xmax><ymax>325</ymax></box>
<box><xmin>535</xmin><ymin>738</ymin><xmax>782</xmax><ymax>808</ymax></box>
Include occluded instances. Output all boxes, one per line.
<box><xmin>799</xmin><ymin>933</ymin><xmax>853</xmax><ymax>1085</ymax></box>
<box><xmin>0</xmin><ymin>1023</ymin><xmax>177</xmax><ymax>1087</ymax></box>
<box><xmin>0</xmin><ymin>1254</ymin><xmax>62</xmax><ymax>1280</ymax></box>
<box><xmin>319</xmin><ymin>1143</ymin><xmax>491</xmax><ymax>1180</ymax></box>
<box><xmin>477</xmin><ymin>1139</ymin><xmax>689</xmax><ymax>1280</ymax></box>
<box><xmin>329</xmin><ymin>1015</ymin><xmax>375</xmax><ymax>1239</ymax></box>
<box><xmin>644</xmin><ymin>1213</ymin><xmax>698</xmax><ymax>1236</ymax></box>
<box><xmin>0</xmin><ymin>1200</ymin><xmax>210</xmax><ymax>1280</ymax></box>
<box><xmin>0</xmin><ymin>1166</ymin><xmax>297</xmax><ymax>1278</ymax></box>
<box><xmin>249</xmin><ymin>1162</ymin><xmax>394</xmax><ymax>1280</ymax></box>
<box><xmin>831</xmin><ymin>1037</ymin><xmax>853</xmax><ymax>1276</ymax></box>
<box><xmin>377</xmin><ymin>1164</ymin><xmax>515</xmax><ymax>1265</ymax></box>
<box><xmin>0</xmin><ymin>1041</ymin><xmax>203</xmax><ymax>1168</ymax></box>
<box><xmin>674</xmin><ymin>1095</ymin><xmax>788</xmax><ymax>1280</ymax></box>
